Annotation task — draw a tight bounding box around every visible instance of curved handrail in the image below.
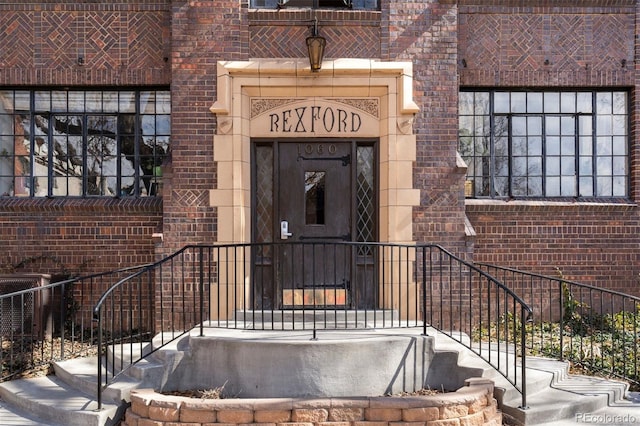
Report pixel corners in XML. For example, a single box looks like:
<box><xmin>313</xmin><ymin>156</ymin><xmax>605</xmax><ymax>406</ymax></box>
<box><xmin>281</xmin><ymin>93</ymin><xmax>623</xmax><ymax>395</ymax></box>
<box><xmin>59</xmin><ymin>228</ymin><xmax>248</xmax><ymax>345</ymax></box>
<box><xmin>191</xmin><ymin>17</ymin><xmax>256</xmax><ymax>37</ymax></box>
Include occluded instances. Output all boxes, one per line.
<box><xmin>423</xmin><ymin>244</ymin><xmax>531</xmax><ymax>308</ymax></box>
<box><xmin>0</xmin><ymin>263</ymin><xmax>151</xmax><ymax>382</ymax></box>
<box><xmin>476</xmin><ymin>262</ymin><xmax>640</xmax><ymax>389</ymax></box>
<box><xmin>92</xmin><ymin>244</ymin><xmax>208</xmax><ymax>408</ymax></box>
<box><xmin>418</xmin><ymin>244</ymin><xmax>533</xmax><ymax>408</ymax></box>
<box><xmin>92</xmin><ymin>242</ymin><xmax>533</xmax><ymax>410</ymax></box>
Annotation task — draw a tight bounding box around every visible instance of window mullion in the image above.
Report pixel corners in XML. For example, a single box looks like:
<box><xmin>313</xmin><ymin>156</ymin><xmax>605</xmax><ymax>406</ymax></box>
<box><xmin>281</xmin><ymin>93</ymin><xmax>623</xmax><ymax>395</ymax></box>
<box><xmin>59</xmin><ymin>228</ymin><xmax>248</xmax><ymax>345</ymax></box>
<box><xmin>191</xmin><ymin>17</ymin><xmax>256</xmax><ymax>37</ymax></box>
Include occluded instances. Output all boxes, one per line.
<box><xmin>573</xmin><ymin>93</ymin><xmax>582</xmax><ymax>197</ymax></box>
<box><xmin>116</xmin><ymin>114</ymin><xmax>122</xmax><ymax>198</ymax></box>
<box><xmin>28</xmin><ymin>93</ymin><xmax>36</xmax><ymax>197</ymax></box>
<box><xmin>507</xmin><ymin>114</ymin><xmax>513</xmax><ymax>198</ymax></box>
<box><xmin>591</xmin><ymin>100</ymin><xmax>598</xmax><ymax>196</ymax></box>
<box><xmin>82</xmin><ymin>115</ymin><xmax>88</xmax><ymax>197</ymax></box>
<box><xmin>541</xmin><ymin>115</ymin><xmax>546</xmax><ymax>197</ymax></box>
<box><xmin>489</xmin><ymin>95</ymin><xmax>496</xmax><ymax>198</ymax></box>
<box><xmin>134</xmin><ymin>92</ymin><xmax>140</xmax><ymax>197</ymax></box>
<box><xmin>47</xmin><ymin>112</ymin><xmax>54</xmax><ymax>197</ymax></box>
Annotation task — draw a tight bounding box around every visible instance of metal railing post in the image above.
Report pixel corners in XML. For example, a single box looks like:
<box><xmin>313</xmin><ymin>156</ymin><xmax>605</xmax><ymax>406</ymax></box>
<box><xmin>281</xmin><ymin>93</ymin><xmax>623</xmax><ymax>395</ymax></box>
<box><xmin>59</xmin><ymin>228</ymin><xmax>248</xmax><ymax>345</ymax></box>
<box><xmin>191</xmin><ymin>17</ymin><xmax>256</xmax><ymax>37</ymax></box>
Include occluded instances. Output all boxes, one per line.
<box><xmin>60</xmin><ymin>282</ymin><xmax>66</xmax><ymax>358</ymax></box>
<box><xmin>559</xmin><ymin>282</ymin><xmax>564</xmax><ymax>361</ymax></box>
<box><xmin>519</xmin><ymin>306</ymin><xmax>528</xmax><ymax>409</ymax></box>
<box><xmin>199</xmin><ymin>246</ymin><xmax>204</xmax><ymax>337</ymax></box>
<box><xmin>95</xmin><ymin>311</ymin><xmax>103</xmax><ymax>411</ymax></box>
<box><xmin>421</xmin><ymin>246</ymin><xmax>427</xmax><ymax>336</ymax></box>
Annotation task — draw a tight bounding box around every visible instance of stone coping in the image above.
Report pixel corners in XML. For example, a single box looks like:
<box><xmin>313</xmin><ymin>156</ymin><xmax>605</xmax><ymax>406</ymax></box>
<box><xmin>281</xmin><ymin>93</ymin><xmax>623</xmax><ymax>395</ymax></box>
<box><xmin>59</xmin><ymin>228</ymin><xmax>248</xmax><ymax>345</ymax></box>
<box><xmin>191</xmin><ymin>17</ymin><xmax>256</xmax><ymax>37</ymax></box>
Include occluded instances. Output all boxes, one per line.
<box><xmin>122</xmin><ymin>378</ymin><xmax>502</xmax><ymax>426</ymax></box>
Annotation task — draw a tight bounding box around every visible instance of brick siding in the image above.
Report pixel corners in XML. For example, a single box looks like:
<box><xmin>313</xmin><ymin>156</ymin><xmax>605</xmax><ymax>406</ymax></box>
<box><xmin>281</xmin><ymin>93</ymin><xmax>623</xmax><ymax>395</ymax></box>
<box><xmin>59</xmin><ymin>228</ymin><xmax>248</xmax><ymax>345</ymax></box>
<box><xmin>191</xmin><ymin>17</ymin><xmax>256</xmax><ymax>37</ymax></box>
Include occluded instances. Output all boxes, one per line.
<box><xmin>459</xmin><ymin>2</ymin><xmax>640</xmax><ymax>294</ymax></box>
<box><xmin>0</xmin><ymin>0</ymin><xmax>638</xmax><ymax>325</ymax></box>
<box><xmin>0</xmin><ymin>2</ymin><xmax>169</xmax><ymax>309</ymax></box>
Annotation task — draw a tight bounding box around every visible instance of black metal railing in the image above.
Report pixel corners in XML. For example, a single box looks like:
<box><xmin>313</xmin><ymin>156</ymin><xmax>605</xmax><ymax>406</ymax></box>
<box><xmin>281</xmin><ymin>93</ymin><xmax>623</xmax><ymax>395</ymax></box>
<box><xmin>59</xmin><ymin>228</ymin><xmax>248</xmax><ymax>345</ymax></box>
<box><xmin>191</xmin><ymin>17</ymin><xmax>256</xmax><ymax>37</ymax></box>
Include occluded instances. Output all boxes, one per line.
<box><xmin>477</xmin><ymin>263</ymin><xmax>640</xmax><ymax>390</ymax></box>
<box><xmin>0</xmin><ymin>265</ymin><xmax>150</xmax><ymax>382</ymax></box>
<box><xmin>93</xmin><ymin>242</ymin><xmax>532</xmax><ymax>409</ymax></box>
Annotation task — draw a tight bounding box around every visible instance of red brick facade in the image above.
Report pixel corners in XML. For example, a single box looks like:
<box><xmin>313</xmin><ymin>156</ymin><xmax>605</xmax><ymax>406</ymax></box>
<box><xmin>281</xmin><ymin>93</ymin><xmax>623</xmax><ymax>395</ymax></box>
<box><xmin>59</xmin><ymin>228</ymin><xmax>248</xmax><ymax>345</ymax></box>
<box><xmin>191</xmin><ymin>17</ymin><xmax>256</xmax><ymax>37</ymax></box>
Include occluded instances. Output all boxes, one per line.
<box><xmin>459</xmin><ymin>1</ymin><xmax>640</xmax><ymax>290</ymax></box>
<box><xmin>0</xmin><ymin>1</ymin><xmax>169</xmax><ymax>280</ymax></box>
<box><xmin>0</xmin><ymin>0</ymin><xmax>638</xmax><ymax>301</ymax></box>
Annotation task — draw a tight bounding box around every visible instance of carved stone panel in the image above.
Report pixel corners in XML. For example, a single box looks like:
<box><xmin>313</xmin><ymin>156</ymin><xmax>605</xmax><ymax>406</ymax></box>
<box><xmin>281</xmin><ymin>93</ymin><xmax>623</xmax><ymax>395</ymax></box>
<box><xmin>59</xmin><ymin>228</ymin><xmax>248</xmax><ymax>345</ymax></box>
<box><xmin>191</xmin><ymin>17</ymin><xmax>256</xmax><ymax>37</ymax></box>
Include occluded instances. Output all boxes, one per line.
<box><xmin>250</xmin><ymin>98</ymin><xmax>380</xmax><ymax>138</ymax></box>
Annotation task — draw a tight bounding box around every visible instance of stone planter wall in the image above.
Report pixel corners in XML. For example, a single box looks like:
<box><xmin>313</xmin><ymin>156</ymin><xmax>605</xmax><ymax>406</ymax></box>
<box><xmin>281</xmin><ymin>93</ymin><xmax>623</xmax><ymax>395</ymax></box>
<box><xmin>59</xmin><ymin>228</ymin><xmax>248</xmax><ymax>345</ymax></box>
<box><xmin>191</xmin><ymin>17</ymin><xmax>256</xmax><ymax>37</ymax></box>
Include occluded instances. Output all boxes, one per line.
<box><xmin>121</xmin><ymin>378</ymin><xmax>502</xmax><ymax>426</ymax></box>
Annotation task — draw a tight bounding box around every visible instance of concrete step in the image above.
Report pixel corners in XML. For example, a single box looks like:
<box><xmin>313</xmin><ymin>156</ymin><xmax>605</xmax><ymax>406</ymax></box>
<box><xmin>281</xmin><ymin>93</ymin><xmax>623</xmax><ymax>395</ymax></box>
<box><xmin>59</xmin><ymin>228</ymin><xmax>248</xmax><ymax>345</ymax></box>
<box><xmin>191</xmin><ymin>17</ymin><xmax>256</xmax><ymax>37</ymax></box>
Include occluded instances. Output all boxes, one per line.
<box><xmin>0</xmin><ymin>375</ymin><xmax>124</xmax><ymax>426</ymax></box>
<box><xmin>539</xmin><ymin>392</ymin><xmax>640</xmax><ymax>425</ymax></box>
<box><xmin>103</xmin><ymin>342</ymin><xmax>166</xmax><ymax>389</ymax></box>
<box><xmin>231</xmin><ymin>309</ymin><xmax>400</xmax><ymax>327</ymax></box>
<box><xmin>54</xmin><ymin>356</ymin><xmax>142</xmax><ymax>403</ymax></box>
<box><xmin>0</xmin><ymin>399</ymin><xmax>51</xmax><ymax>426</ymax></box>
<box><xmin>502</xmin><ymin>385</ymin><xmax>608</xmax><ymax>425</ymax></box>
<box><xmin>497</xmin><ymin>357</ymin><xmax>639</xmax><ymax>425</ymax></box>
<box><xmin>0</xmin><ymin>342</ymin><xmax>162</xmax><ymax>426</ymax></box>
<box><xmin>426</xmin><ymin>332</ymin><xmax>640</xmax><ymax>426</ymax></box>
<box><xmin>1</xmin><ymin>326</ymin><xmax>638</xmax><ymax>426</ymax></box>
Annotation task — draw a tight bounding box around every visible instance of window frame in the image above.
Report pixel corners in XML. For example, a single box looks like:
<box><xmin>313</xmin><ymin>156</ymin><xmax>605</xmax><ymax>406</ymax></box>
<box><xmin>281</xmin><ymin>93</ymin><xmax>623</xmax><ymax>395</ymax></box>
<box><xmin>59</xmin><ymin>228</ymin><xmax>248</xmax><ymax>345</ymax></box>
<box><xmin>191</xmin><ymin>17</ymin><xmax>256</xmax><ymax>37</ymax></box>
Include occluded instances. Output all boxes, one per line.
<box><xmin>0</xmin><ymin>88</ymin><xmax>170</xmax><ymax>198</ymax></box>
<box><xmin>250</xmin><ymin>0</ymin><xmax>379</xmax><ymax>10</ymax></box>
<box><xmin>459</xmin><ymin>89</ymin><xmax>629</xmax><ymax>200</ymax></box>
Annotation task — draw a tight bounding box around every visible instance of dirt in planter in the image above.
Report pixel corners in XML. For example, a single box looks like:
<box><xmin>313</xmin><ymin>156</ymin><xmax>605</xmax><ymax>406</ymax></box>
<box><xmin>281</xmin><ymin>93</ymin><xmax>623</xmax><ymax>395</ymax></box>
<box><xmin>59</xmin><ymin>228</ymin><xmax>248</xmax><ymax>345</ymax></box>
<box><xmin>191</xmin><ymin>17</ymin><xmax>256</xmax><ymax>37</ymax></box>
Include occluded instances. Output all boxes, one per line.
<box><xmin>163</xmin><ymin>388</ymin><xmax>226</xmax><ymax>399</ymax></box>
<box><xmin>161</xmin><ymin>385</ymin><xmax>447</xmax><ymax>400</ymax></box>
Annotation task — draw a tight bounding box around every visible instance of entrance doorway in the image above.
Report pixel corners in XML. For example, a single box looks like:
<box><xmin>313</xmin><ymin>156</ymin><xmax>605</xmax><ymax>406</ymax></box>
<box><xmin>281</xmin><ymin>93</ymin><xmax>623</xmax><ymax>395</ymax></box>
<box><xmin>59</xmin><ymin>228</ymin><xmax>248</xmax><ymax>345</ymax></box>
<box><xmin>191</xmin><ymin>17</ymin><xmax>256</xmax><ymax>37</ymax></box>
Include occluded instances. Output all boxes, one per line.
<box><xmin>252</xmin><ymin>140</ymin><xmax>377</xmax><ymax>309</ymax></box>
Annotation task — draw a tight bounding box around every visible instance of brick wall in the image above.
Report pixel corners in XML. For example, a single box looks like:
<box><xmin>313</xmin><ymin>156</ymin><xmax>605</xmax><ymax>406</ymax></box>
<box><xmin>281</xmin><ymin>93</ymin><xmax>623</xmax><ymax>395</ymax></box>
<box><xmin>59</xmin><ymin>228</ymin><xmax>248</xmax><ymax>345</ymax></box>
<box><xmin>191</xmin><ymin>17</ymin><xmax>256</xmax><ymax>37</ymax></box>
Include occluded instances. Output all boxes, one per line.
<box><xmin>0</xmin><ymin>199</ymin><xmax>161</xmax><ymax>277</ymax></box>
<box><xmin>0</xmin><ymin>1</ymin><xmax>171</xmax><ymax>86</ymax></box>
<box><xmin>162</xmin><ymin>0</ymin><xmax>250</xmax><ymax>254</ymax></box>
<box><xmin>459</xmin><ymin>2</ymin><xmax>640</xmax><ymax>294</ymax></box>
<box><xmin>466</xmin><ymin>202</ymin><xmax>640</xmax><ymax>292</ymax></box>
<box><xmin>385</xmin><ymin>1</ymin><xmax>470</xmax><ymax>256</ymax></box>
<box><xmin>249</xmin><ymin>10</ymin><xmax>381</xmax><ymax>59</ymax></box>
<box><xmin>1</xmin><ymin>0</ymin><xmax>639</xmax><ymax>325</ymax></box>
<box><xmin>0</xmin><ymin>1</ymin><xmax>169</xmax><ymax>301</ymax></box>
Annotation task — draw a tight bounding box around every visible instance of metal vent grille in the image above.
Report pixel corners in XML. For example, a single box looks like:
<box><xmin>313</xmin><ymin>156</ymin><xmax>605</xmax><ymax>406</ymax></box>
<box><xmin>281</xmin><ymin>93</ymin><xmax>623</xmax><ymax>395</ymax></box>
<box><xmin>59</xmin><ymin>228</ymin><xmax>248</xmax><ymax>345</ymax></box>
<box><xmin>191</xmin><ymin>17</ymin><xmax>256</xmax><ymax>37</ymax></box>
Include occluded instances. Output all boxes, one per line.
<box><xmin>0</xmin><ymin>274</ymin><xmax>50</xmax><ymax>337</ymax></box>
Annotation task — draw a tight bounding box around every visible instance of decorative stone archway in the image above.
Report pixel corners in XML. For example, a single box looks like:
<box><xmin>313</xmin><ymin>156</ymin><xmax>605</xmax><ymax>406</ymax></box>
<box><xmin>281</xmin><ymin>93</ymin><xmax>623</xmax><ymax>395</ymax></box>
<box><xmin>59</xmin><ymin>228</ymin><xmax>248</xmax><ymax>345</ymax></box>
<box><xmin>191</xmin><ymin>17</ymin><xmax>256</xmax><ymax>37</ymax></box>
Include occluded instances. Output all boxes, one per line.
<box><xmin>209</xmin><ymin>58</ymin><xmax>420</xmax><ymax>245</ymax></box>
<box><xmin>208</xmin><ymin>59</ymin><xmax>421</xmax><ymax>317</ymax></box>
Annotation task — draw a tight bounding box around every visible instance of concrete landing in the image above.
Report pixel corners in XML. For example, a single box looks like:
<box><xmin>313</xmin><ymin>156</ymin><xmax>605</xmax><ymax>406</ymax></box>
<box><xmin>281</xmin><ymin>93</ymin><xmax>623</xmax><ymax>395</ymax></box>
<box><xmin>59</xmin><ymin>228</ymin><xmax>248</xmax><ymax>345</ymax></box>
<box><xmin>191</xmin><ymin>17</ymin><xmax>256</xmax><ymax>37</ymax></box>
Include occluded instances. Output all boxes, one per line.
<box><xmin>151</xmin><ymin>327</ymin><xmax>439</xmax><ymax>398</ymax></box>
<box><xmin>1</xmin><ymin>326</ymin><xmax>639</xmax><ymax>425</ymax></box>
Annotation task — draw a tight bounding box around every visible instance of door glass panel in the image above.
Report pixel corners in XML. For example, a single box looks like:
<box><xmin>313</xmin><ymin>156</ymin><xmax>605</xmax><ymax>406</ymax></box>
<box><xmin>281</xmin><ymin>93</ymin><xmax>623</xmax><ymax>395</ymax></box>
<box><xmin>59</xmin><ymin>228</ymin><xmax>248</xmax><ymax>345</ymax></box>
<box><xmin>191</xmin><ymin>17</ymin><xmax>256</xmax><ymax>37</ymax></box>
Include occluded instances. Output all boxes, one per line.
<box><xmin>357</xmin><ymin>146</ymin><xmax>374</xmax><ymax>256</ymax></box>
<box><xmin>255</xmin><ymin>145</ymin><xmax>273</xmax><ymax>243</ymax></box>
<box><xmin>356</xmin><ymin>146</ymin><xmax>374</xmax><ymax>240</ymax></box>
<box><xmin>305</xmin><ymin>171</ymin><xmax>325</xmax><ymax>225</ymax></box>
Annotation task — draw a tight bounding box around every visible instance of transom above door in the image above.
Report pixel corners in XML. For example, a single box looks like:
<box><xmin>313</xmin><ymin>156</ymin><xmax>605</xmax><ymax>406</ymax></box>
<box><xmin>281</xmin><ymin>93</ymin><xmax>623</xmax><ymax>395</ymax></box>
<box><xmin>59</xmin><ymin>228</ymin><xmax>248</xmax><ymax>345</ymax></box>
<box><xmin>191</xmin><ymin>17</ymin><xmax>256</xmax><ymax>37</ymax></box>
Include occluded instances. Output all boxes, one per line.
<box><xmin>252</xmin><ymin>139</ymin><xmax>377</xmax><ymax>309</ymax></box>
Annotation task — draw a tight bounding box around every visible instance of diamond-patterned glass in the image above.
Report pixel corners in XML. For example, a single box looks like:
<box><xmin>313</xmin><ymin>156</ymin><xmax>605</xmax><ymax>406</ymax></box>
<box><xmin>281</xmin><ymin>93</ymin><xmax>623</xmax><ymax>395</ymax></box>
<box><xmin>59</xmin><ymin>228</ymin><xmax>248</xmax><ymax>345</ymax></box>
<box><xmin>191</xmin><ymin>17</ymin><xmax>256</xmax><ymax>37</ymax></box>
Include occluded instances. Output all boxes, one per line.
<box><xmin>356</xmin><ymin>146</ymin><xmax>374</xmax><ymax>254</ymax></box>
<box><xmin>255</xmin><ymin>146</ymin><xmax>273</xmax><ymax>244</ymax></box>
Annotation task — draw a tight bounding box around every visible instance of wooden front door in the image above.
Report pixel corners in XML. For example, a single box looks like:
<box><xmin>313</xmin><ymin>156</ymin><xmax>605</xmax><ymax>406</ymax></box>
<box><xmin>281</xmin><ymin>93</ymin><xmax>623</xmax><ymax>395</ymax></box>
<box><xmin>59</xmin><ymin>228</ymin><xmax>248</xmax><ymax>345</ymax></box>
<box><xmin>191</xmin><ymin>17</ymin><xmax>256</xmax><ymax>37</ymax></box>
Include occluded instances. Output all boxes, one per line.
<box><xmin>251</xmin><ymin>140</ymin><xmax>377</xmax><ymax>310</ymax></box>
<box><xmin>278</xmin><ymin>141</ymin><xmax>352</xmax><ymax>308</ymax></box>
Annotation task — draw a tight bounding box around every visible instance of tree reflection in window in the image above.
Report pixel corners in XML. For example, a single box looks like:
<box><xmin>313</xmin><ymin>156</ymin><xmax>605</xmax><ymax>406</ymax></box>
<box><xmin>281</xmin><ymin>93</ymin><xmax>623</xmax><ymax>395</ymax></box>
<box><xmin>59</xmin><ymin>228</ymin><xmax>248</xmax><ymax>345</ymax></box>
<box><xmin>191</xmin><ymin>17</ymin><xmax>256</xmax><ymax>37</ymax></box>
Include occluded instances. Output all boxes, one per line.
<box><xmin>459</xmin><ymin>90</ymin><xmax>628</xmax><ymax>198</ymax></box>
<box><xmin>305</xmin><ymin>171</ymin><xmax>325</xmax><ymax>225</ymax></box>
<box><xmin>0</xmin><ymin>89</ymin><xmax>170</xmax><ymax>197</ymax></box>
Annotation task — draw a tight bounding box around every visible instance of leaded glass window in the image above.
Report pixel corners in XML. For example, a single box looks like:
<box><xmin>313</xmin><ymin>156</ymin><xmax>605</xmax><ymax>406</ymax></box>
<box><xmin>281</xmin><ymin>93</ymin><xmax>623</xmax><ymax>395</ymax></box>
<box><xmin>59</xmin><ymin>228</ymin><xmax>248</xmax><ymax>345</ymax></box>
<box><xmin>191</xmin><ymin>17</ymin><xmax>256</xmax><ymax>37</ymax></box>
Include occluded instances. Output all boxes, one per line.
<box><xmin>459</xmin><ymin>90</ymin><xmax>628</xmax><ymax>199</ymax></box>
<box><xmin>356</xmin><ymin>145</ymin><xmax>375</xmax><ymax>249</ymax></box>
<box><xmin>0</xmin><ymin>89</ymin><xmax>170</xmax><ymax>197</ymax></box>
<box><xmin>255</xmin><ymin>145</ymin><xmax>274</xmax><ymax>243</ymax></box>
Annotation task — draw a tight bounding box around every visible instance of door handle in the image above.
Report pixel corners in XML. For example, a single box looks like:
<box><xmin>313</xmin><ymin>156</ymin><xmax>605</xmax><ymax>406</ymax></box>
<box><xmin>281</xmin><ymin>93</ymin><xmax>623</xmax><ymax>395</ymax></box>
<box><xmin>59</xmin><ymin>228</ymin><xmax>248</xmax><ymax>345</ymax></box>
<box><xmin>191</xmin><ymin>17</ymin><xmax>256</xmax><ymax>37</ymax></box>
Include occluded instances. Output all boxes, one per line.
<box><xmin>280</xmin><ymin>220</ymin><xmax>293</xmax><ymax>240</ymax></box>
